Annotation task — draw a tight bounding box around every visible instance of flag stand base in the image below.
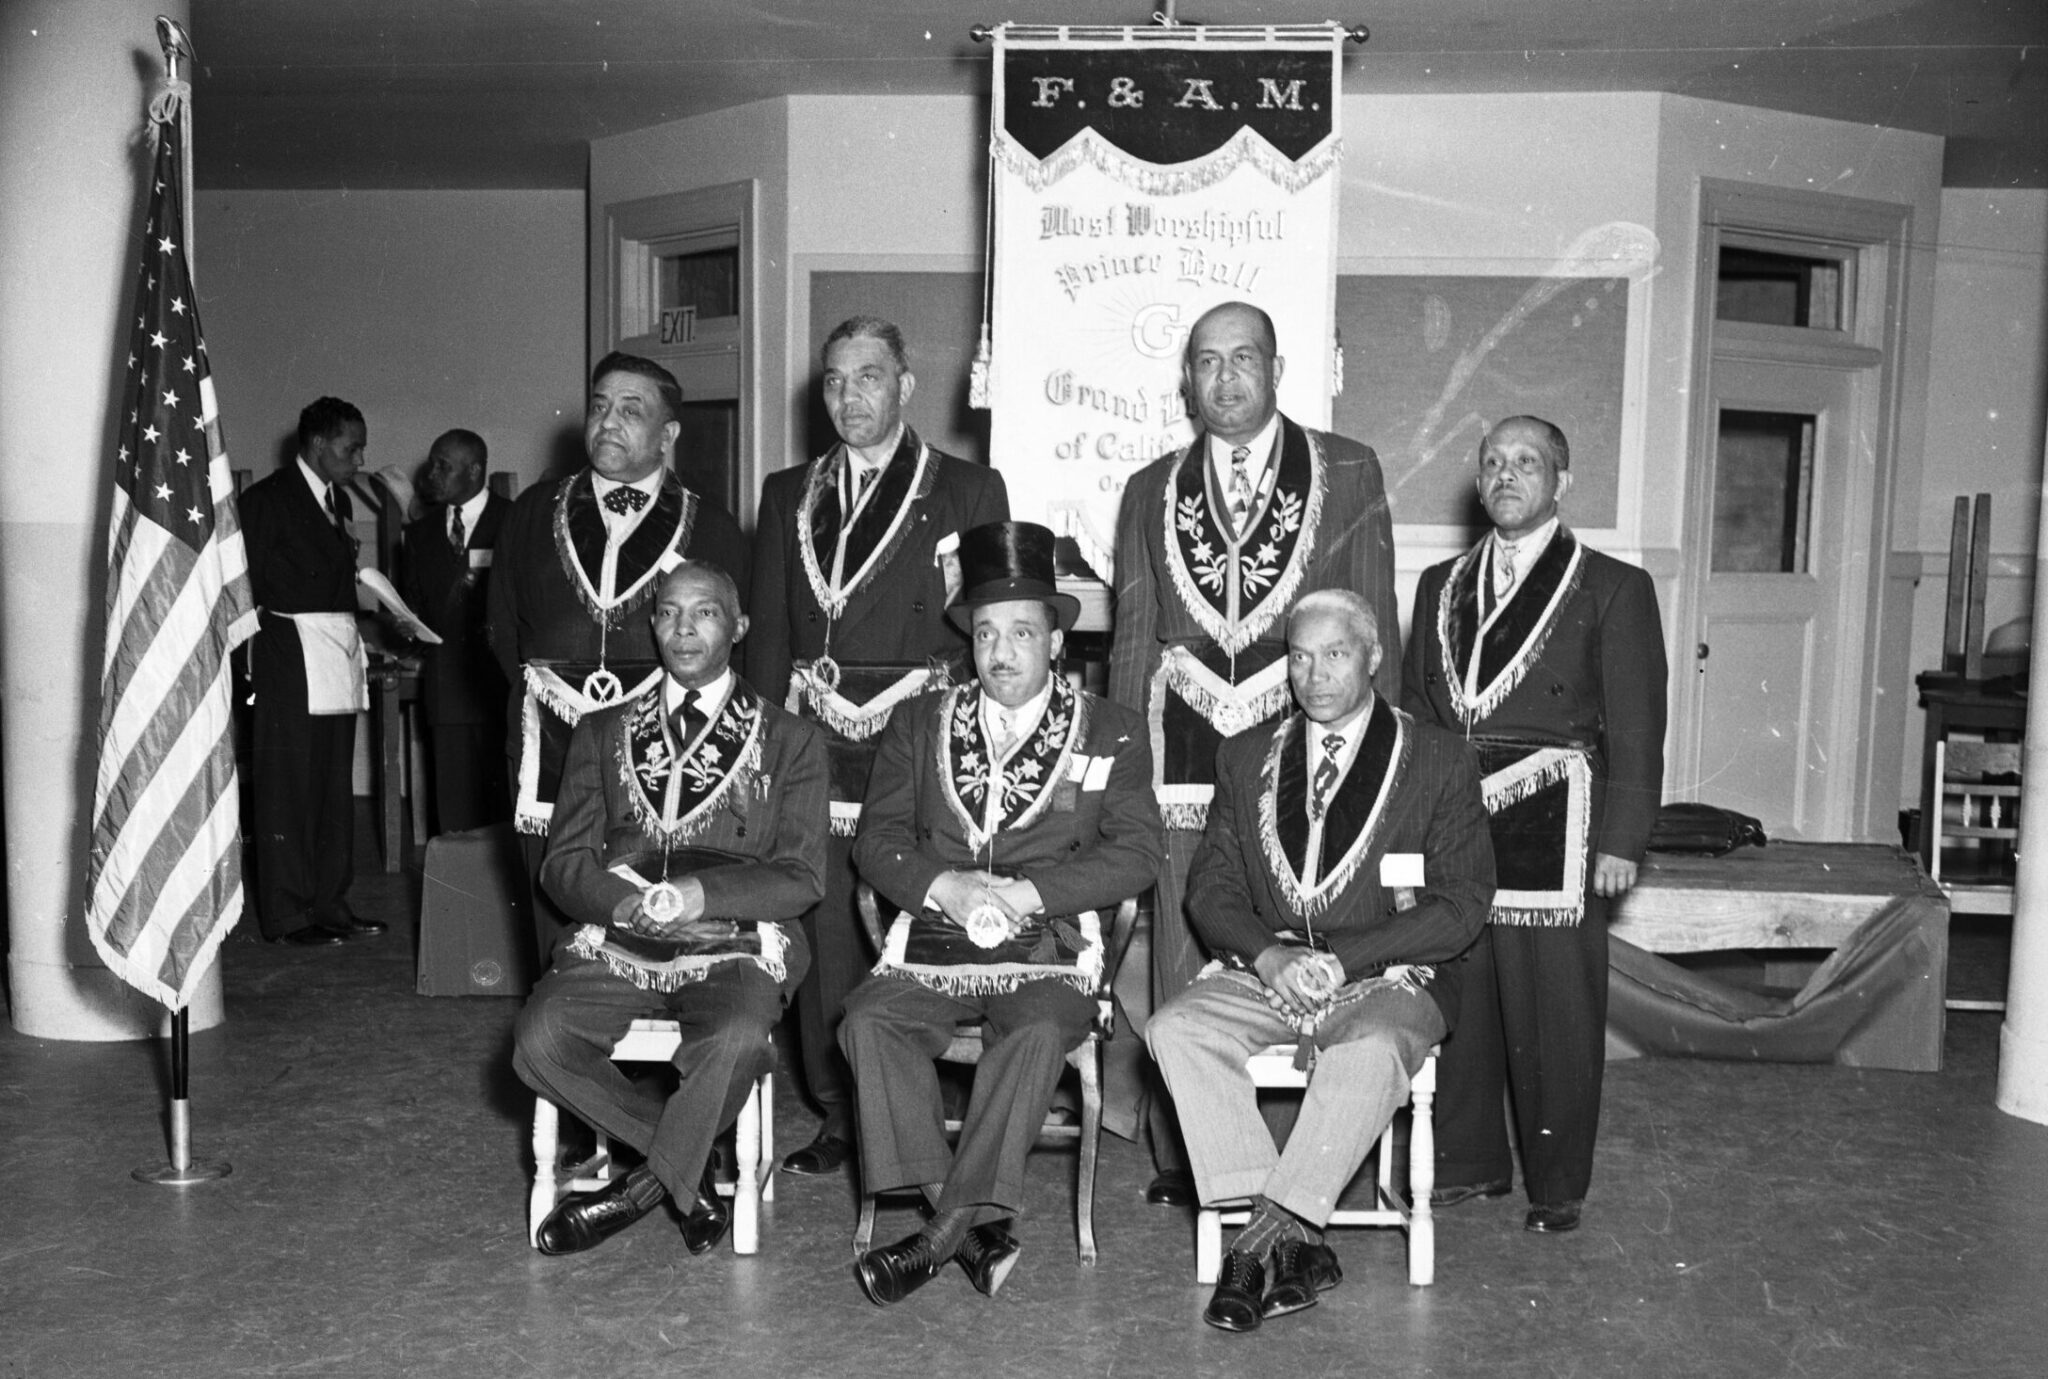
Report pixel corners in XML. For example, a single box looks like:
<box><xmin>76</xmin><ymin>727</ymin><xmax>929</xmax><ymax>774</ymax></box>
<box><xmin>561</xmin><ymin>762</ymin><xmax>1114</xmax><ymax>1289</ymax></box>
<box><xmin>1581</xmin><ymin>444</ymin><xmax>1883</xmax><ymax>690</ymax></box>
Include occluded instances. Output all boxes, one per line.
<box><xmin>133</xmin><ymin>1096</ymin><xmax>229</xmax><ymax>1185</ymax></box>
<box><xmin>134</xmin><ymin>1158</ymin><xmax>231</xmax><ymax>1186</ymax></box>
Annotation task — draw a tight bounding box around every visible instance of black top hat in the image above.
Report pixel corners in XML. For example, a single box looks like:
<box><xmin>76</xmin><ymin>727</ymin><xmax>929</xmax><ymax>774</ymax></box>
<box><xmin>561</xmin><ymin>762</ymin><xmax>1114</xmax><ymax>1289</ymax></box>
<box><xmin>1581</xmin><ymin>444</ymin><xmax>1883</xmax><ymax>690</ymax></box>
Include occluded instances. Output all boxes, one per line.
<box><xmin>947</xmin><ymin>520</ymin><xmax>1082</xmax><ymax>633</ymax></box>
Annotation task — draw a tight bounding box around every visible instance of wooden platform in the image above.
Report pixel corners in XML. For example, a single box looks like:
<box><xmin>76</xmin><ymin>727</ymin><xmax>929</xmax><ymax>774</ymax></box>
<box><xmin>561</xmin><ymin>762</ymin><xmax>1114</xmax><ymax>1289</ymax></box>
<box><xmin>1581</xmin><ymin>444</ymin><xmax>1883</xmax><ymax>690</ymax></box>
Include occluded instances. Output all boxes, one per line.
<box><xmin>1611</xmin><ymin>843</ymin><xmax>1941</xmax><ymax>953</ymax></box>
<box><xmin>1606</xmin><ymin>843</ymin><xmax>1949</xmax><ymax>1072</ymax></box>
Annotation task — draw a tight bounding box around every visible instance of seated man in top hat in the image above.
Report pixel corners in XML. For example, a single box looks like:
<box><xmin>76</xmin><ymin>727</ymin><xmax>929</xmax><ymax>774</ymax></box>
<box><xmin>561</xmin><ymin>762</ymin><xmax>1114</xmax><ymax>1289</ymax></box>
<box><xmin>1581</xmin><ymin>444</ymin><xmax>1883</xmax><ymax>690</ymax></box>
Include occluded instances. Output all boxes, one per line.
<box><xmin>842</xmin><ymin>521</ymin><xmax>1165</xmax><ymax>1304</ymax></box>
<box><xmin>512</xmin><ymin>560</ymin><xmax>829</xmax><ymax>1257</ymax></box>
<box><xmin>1147</xmin><ymin>589</ymin><xmax>1493</xmax><ymax>1333</ymax></box>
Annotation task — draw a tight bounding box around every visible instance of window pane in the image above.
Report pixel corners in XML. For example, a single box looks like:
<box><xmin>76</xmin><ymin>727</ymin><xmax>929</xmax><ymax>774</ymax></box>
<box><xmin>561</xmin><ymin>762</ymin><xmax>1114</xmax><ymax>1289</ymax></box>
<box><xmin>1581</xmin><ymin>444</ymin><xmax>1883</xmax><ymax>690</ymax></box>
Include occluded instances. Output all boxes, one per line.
<box><xmin>1713</xmin><ymin>409</ymin><xmax>1815</xmax><ymax>573</ymax></box>
<box><xmin>659</xmin><ymin>247</ymin><xmax>739</xmax><ymax>319</ymax></box>
<box><xmin>1716</xmin><ymin>246</ymin><xmax>1844</xmax><ymax>329</ymax></box>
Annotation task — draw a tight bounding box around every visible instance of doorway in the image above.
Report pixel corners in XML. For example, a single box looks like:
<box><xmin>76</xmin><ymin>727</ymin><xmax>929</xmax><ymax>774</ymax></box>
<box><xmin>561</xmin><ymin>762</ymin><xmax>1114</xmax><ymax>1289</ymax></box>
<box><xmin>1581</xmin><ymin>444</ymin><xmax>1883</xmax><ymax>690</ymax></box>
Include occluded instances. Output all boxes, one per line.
<box><xmin>1674</xmin><ymin>183</ymin><xmax>1911</xmax><ymax>841</ymax></box>
<box><xmin>596</xmin><ymin>182</ymin><xmax>754</xmax><ymax>521</ymax></box>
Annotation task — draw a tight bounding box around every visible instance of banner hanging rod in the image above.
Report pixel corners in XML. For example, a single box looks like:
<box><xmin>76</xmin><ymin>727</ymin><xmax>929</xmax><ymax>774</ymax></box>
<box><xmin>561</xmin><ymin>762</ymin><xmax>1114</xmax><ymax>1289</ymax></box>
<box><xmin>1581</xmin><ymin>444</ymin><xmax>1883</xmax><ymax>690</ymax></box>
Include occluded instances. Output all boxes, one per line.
<box><xmin>971</xmin><ymin>22</ymin><xmax>1370</xmax><ymax>45</ymax></box>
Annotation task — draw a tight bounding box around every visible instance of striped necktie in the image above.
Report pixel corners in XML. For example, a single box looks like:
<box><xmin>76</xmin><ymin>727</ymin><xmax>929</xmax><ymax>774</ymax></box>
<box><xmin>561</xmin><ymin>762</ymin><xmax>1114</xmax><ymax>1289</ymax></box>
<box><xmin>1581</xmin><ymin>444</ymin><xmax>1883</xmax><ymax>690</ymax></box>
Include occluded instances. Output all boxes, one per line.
<box><xmin>1226</xmin><ymin>445</ymin><xmax>1254</xmax><ymax>537</ymax></box>
<box><xmin>1310</xmin><ymin>732</ymin><xmax>1345</xmax><ymax>820</ymax></box>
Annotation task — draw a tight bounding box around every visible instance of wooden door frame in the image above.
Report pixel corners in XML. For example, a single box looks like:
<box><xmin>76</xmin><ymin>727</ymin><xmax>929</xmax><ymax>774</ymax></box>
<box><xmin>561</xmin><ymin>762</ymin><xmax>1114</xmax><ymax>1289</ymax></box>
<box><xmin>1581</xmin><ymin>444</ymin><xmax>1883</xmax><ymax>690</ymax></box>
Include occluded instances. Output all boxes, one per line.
<box><xmin>1673</xmin><ymin>179</ymin><xmax>1913</xmax><ymax>840</ymax></box>
<box><xmin>592</xmin><ymin>180</ymin><xmax>758</xmax><ymax>525</ymax></box>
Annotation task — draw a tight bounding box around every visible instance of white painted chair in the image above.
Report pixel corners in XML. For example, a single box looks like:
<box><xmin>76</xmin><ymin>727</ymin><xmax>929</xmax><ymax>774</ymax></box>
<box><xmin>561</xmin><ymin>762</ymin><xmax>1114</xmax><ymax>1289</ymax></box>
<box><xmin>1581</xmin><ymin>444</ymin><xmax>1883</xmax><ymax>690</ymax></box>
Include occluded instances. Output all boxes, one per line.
<box><xmin>1193</xmin><ymin>1046</ymin><xmax>1437</xmax><ymax>1288</ymax></box>
<box><xmin>528</xmin><ymin>1017</ymin><xmax>775</xmax><ymax>1254</ymax></box>
<box><xmin>851</xmin><ymin>886</ymin><xmax>1139</xmax><ymax>1266</ymax></box>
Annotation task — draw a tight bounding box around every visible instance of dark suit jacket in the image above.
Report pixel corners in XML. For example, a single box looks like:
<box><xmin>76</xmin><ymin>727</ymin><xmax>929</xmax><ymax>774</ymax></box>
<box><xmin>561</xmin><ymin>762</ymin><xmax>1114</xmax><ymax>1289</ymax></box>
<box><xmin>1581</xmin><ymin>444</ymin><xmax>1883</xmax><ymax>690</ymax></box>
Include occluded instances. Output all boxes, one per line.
<box><xmin>1109</xmin><ymin>415</ymin><xmax>1401</xmax><ymax>710</ymax></box>
<box><xmin>400</xmin><ymin>492</ymin><xmax>510</xmax><ymax>725</ymax></box>
<box><xmin>485</xmin><ymin>466</ymin><xmax>750</xmax><ymax>758</ymax></box>
<box><xmin>240</xmin><ymin>462</ymin><xmax>359</xmax><ymax>710</ymax></box>
<box><xmin>1186</xmin><ymin>702</ymin><xmax>1495</xmax><ymax>1031</ymax></box>
<box><xmin>750</xmin><ymin>429</ymin><xmax>1008</xmax><ymax>708</ymax></box>
<box><xmin>540</xmin><ymin>677</ymin><xmax>830</xmax><ymax>948</ymax></box>
<box><xmin>854</xmin><ymin>687</ymin><xmax>1164</xmax><ymax>922</ymax></box>
<box><xmin>1401</xmin><ymin>533</ymin><xmax>1668</xmax><ymax>865</ymax></box>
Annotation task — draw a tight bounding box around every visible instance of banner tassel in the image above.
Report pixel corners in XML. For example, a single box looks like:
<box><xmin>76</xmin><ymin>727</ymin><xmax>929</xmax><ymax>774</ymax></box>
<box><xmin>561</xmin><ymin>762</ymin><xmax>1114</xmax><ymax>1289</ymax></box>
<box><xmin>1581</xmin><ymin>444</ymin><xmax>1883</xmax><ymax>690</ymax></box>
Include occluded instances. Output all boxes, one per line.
<box><xmin>969</xmin><ymin>323</ymin><xmax>993</xmax><ymax>410</ymax></box>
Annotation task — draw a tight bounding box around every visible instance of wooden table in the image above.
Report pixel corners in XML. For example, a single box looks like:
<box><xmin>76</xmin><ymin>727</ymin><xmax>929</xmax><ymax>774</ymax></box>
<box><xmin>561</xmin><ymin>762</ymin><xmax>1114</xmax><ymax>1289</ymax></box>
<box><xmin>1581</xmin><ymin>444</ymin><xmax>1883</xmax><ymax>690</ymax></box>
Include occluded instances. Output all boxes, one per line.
<box><xmin>369</xmin><ymin>657</ymin><xmax>422</xmax><ymax>873</ymax></box>
<box><xmin>1607</xmin><ymin>843</ymin><xmax>1948</xmax><ymax>1071</ymax></box>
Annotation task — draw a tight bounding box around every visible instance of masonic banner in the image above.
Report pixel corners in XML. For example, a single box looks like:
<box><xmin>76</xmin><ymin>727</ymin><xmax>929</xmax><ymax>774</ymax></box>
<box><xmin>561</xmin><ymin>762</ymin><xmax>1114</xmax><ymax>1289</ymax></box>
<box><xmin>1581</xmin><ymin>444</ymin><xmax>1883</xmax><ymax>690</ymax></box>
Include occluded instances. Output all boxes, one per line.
<box><xmin>987</xmin><ymin>25</ymin><xmax>1347</xmax><ymax>580</ymax></box>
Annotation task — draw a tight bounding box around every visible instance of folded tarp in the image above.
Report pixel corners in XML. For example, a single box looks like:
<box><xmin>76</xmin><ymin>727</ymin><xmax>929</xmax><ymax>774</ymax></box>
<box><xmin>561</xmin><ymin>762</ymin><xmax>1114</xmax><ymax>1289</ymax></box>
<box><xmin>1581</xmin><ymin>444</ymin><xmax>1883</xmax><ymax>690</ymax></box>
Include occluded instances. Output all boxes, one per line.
<box><xmin>1606</xmin><ymin>892</ymin><xmax>1946</xmax><ymax>1072</ymax></box>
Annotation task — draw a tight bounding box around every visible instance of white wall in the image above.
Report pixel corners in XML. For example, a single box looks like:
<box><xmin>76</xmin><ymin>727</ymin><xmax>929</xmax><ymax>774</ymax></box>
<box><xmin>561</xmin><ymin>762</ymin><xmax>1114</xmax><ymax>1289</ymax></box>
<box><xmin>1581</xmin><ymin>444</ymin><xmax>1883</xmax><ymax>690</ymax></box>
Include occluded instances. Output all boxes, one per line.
<box><xmin>1900</xmin><ymin>189</ymin><xmax>2048</xmax><ymax>808</ymax></box>
<box><xmin>194</xmin><ymin>189</ymin><xmax>586</xmax><ymax>492</ymax></box>
<box><xmin>600</xmin><ymin>90</ymin><xmax>1976</xmax><ymax>837</ymax></box>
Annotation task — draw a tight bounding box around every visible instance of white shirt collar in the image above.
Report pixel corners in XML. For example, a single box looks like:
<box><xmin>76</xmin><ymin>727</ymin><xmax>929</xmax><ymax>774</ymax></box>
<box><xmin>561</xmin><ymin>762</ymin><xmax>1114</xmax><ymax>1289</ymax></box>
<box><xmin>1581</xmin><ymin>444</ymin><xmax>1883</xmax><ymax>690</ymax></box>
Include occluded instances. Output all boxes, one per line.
<box><xmin>982</xmin><ymin>677</ymin><xmax>1055</xmax><ymax>754</ymax></box>
<box><xmin>591</xmin><ymin>467</ymin><xmax>665</xmax><ymax>537</ymax></box>
<box><xmin>1205</xmin><ymin>412</ymin><xmax>1283</xmax><ymax>486</ymax></box>
<box><xmin>590</xmin><ymin>467</ymin><xmax>665</xmax><ymax>501</ymax></box>
<box><xmin>1493</xmin><ymin>515</ymin><xmax>1561</xmax><ymax>583</ymax></box>
<box><xmin>665</xmin><ymin>667</ymin><xmax>733</xmax><ymax>716</ymax></box>
<box><xmin>447</xmin><ymin>488</ymin><xmax>489</xmax><ymax>541</ymax></box>
<box><xmin>1308</xmin><ymin>697</ymin><xmax>1374</xmax><ymax>776</ymax></box>
<box><xmin>296</xmin><ymin>455</ymin><xmax>332</xmax><ymax>506</ymax></box>
<box><xmin>845</xmin><ymin>425</ymin><xmax>906</xmax><ymax>479</ymax></box>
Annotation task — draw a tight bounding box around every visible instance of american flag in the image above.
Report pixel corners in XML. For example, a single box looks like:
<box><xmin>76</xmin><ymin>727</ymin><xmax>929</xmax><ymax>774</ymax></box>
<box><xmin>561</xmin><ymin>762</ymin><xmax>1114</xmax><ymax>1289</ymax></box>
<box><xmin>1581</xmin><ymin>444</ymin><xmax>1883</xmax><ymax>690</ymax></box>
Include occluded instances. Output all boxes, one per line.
<box><xmin>85</xmin><ymin>109</ymin><xmax>258</xmax><ymax>1010</ymax></box>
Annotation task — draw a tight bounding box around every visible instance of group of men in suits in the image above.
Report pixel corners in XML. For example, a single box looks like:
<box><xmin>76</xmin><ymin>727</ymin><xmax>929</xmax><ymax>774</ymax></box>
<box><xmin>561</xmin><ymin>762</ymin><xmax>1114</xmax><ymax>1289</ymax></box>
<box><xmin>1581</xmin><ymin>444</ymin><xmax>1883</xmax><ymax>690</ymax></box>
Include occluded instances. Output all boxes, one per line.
<box><xmin>241</xmin><ymin>300</ymin><xmax>1666</xmax><ymax>1329</ymax></box>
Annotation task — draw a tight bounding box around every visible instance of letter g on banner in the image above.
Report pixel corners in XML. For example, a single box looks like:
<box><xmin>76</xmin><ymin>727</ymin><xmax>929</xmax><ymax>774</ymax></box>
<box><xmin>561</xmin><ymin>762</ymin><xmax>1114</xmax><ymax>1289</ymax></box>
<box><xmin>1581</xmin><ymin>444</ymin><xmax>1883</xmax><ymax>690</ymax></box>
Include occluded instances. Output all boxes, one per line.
<box><xmin>1131</xmin><ymin>302</ymin><xmax>1184</xmax><ymax>359</ymax></box>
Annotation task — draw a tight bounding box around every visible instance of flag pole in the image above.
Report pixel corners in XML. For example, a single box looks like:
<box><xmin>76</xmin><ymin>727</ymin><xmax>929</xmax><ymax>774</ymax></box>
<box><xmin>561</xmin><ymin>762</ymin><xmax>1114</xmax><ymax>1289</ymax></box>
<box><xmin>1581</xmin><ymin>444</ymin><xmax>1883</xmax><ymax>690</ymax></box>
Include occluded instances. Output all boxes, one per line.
<box><xmin>131</xmin><ymin>14</ymin><xmax>231</xmax><ymax>1188</ymax></box>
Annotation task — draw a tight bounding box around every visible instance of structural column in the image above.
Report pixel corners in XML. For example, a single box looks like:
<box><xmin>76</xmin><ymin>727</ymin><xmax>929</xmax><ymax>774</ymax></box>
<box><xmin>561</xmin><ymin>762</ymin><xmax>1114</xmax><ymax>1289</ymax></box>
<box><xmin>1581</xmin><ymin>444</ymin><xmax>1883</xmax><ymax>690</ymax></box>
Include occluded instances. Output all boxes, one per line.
<box><xmin>0</xmin><ymin>0</ymin><xmax>222</xmax><ymax>1038</ymax></box>
<box><xmin>1998</xmin><ymin>422</ymin><xmax>2048</xmax><ymax>1123</ymax></box>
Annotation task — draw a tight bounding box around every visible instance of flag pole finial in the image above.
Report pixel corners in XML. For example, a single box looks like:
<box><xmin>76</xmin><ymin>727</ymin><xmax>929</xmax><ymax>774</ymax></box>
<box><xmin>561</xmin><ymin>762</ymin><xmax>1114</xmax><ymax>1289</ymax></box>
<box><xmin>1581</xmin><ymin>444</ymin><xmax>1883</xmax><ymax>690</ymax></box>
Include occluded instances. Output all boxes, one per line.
<box><xmin>155</xmin><ymin>15</ymin><xmax>193</xmax><ymax>82</ymax></box>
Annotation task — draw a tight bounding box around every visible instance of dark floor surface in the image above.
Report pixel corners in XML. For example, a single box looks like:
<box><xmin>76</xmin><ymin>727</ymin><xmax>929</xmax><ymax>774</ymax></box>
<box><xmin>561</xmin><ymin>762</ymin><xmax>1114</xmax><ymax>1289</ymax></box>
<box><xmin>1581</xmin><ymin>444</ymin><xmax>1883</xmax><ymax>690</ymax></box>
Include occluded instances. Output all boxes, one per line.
<box><xmin>4</xmin><ymin>819</ymin><xmax>2044</xmax><ymax>1379</ymax></box>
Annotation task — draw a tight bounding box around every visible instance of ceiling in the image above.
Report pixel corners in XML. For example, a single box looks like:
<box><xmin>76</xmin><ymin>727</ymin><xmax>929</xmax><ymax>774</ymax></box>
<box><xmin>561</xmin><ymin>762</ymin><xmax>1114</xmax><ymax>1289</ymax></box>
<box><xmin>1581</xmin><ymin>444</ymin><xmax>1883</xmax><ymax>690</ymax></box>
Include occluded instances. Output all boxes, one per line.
<box><xmin>187</xmin><ymin>0</ymin><xmax>2048</xmax><ymax>190</ymax></box>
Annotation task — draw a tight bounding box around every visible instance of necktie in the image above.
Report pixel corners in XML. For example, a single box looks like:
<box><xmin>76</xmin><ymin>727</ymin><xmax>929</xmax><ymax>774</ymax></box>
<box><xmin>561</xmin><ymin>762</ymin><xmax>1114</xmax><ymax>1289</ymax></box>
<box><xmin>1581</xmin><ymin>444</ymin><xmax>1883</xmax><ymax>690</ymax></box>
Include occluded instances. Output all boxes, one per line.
<box><xmin>670</xmin><ymin>690</ymin><xmax>706</xmax><ymax>747</ymax></box>
<box><xmin>325</xmin><ymin>483</ymin><xmax>352</xmax><ymax>530</ymax></box>
<box><xmin>1226</xmin><ymin>445</ymin><xmax>1254</xmax><ymax>537</ymax></box>
<box><xmin>449</xmin><ymin>505</ymin><xmax>466</xmax><ymax>552</ymax></box>
<box><xmin>1310</xmin><ymin>732</ymin><xmax>1345</xmax><ymax>820</ymax></box>
<box><xmin>602</xmin><ymin>485</ymin><xmax>650</xmax><ymax>516</ymax></box>
<box><xmin>1491</xmin><ymin>538</ymin><xmax>1520</xmax><ymax>608</ymax></box>
<box><xmin>991</xmin><ymin>707</ymin><xmax>1016</xmax><ymax>758</ymax></box>
<box><xmin>850</xmin><ymin>463</ymin><xmax>875</xmax><ymax>510</ymax></box>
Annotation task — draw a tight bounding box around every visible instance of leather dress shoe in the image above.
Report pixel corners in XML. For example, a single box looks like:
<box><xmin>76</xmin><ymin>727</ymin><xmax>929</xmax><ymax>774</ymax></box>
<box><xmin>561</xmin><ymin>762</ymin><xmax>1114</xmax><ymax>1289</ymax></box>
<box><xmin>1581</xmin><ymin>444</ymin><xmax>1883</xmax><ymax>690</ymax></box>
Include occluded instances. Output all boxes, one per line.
<box><xmin>1525</xmin><ymin>1200</ymin><xmax>1584</xmax><ymax>1233</ymax></box>
<box><xmin>678</xmin><ymin>1169</ymin><xmax>731</xmax><ymax>1255</ymax></box>
<box><xmin>1202</xmin><ymin>1249</ymin><xmax>1267</xmax><ymax>1333</ymax></box>
<box><xmin>1262</xmin><ymin>1239</ymin><xmax>1343</xmax><ymax>1319</ymax></box>
<box><xmin>537</xmin><ymin>1172</ymin><xmax>661</xmax><ymax>1255</ymax></box>
<box><xmin>855</xmin><ymin>1231</ymin><xmax>949</xmax><ymax>1306</ymax></box>
<box><xmin>955</xmin><ymin>1222</ymin><xmax>1021</xmax><ymax>1297</ymax></box>
<box><xmin>1430</xmin><ymin>1177</ymin><xmax>1512</xmax><ymax>1208</ymax></box>
<box><xmin>781</xmin><ymin>1133</ymin><xmax>851</xmax><ymax>1177</ymax></box>
<box><xmin>277</xmin><ymin>925</ymin><xmax>347</xmax><ymax>947</ymax></box>
<box><xmin>1145</xmin><ymin>1169</ymin><xmax>1196</xmax><ymax>1207</ymax></box>
<box><xmin>318</xmin><ymin>907</ymin><xmax>387</xmax><ymax>938</ymax></box>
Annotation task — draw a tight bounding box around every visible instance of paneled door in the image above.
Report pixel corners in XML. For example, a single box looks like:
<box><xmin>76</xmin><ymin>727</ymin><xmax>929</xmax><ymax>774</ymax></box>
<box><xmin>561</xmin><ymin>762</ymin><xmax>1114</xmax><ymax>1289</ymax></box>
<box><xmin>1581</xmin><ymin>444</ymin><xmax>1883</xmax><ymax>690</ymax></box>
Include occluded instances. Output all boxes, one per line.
<box><xmin>1691</xmin><ymin>358</ymin><xmax>1864</xmax><ymax>837</ymax></box>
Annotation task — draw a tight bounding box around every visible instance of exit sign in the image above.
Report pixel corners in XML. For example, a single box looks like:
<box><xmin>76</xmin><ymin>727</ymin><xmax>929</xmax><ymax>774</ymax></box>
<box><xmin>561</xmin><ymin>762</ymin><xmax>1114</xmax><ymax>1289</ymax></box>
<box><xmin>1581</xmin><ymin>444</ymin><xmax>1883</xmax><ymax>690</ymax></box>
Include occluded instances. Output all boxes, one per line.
<box><xmin>659</xmin><ymin>305</ymin><xmax>698</xmax><ymax>345</ymax></box>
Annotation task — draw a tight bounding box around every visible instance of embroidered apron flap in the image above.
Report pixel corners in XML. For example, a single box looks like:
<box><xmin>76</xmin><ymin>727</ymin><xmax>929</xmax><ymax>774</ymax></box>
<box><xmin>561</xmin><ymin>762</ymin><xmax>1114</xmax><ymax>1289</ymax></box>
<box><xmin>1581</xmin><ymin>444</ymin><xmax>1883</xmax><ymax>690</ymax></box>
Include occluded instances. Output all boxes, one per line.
<box><xmin>567</xmin><ymin>841</ymin><xmax>793</xmax><ymax>993</ymax></box>
<box><xmin>589</xmin><ymin>846</ymin><xmax>766</xmax><ymax>962</ymax></box>
<box><xmin>788</xmin><ymin>658</ymin><xmax>958</xmax><ymax>810</ymax></box>
<box><xmin>1470</xmin><ymin>735</ymin><xmax>1594</xmax><ymax>926</ymax></box>
<box><xmin>874</xmin><ymin>864</ymin><xmax>1107</xmax><ymax>1000</ymax></box>
<box><xmin>514</xmin><ymin>659</ymin><xmax>663</xmax><ymax>835</ymax></box>
<box><xmin>1152</xmin><ymin>642</ymin><xmax>1289</xmax><ymax>785</ymax></box>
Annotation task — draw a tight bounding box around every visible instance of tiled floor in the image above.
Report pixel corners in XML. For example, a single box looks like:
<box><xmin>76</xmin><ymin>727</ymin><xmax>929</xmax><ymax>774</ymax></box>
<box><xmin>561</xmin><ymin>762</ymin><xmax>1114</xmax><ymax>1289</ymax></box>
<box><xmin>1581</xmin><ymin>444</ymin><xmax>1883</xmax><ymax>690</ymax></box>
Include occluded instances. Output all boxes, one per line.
<box><xmin>2</xmin><ymin>825</ymin><xmax>2042</xmax><ymax>1379</ymax></box>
